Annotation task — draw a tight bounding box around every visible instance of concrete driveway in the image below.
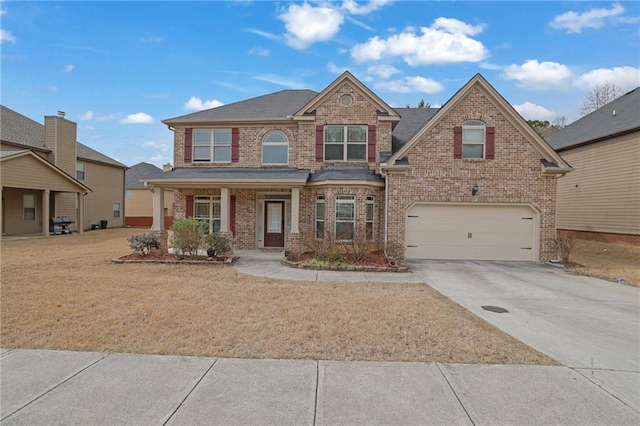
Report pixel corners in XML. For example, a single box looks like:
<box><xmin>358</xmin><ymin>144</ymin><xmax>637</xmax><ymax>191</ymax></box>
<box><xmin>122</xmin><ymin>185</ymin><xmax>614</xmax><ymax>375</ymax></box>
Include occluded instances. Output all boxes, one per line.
<box><xmin>407</xmin><ymin>260</ymin><xmax>640</xmax><ymax>412</ymax></box>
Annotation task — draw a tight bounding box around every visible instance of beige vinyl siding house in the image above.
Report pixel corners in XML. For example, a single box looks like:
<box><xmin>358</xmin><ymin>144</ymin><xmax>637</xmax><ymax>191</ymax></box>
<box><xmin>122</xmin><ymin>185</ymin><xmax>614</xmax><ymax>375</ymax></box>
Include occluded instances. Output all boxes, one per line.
<box><xmin>0</xmin><ymin>106</ymin><xmax>126</xmax><ymax>236</ymax></box>
<box><xmin>547</xmin><ymin>88</ymin><xmax>640</xmax><ymax>245</ymax></box>
<box><xmin>125</xmin><ymin>162</ymin><xmax>174</xmax><ymax>228</ymax></box>
<box><xmin>144</xmin><ymin>72</ymin><xmax>571</xmax><ymax>261</ymax></box>
<box><xmin>1</xmin><ymin>151</ymin><xmax>90</xmax><ymax>234</ymax></box>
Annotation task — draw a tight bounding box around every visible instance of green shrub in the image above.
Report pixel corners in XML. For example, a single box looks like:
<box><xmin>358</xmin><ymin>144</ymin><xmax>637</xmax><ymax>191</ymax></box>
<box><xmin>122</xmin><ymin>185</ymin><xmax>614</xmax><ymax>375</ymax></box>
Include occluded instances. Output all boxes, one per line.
<box><xmin>203</xmin><ymin>232</ymin><xmax>232</xmax><ymax>258</ymax></box>
<box><xmin>127</xmin><ymin>233</ymin><xmax>160</xmax><ymax>256</ymax></box>
<box><xmin>171</xmin><ymin>217</ymin><xmax>207</xmax><ymax>257</ymax></box>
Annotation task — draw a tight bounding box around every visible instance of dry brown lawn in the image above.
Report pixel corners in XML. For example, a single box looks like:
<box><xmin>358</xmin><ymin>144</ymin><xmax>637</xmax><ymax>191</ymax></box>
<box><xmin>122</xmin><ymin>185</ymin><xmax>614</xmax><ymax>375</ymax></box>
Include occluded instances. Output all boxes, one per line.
<box><xmin>1</xmin><ymin>228</ymin><xmax>556</xmax><ymax>364</ymax></box>
<box><xmin>567</xmin><ymin>239</ymin><xmax>640</xmax><ymax>286</ymax></box>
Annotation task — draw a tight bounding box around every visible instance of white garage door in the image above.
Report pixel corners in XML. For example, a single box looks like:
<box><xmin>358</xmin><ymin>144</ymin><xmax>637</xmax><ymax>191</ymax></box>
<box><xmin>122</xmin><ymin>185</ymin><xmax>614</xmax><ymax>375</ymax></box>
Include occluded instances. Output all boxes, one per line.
<box><xmin>405</xmin><ymin>204</ymin><xmax>536</xmax><ymax>261</ymax></box>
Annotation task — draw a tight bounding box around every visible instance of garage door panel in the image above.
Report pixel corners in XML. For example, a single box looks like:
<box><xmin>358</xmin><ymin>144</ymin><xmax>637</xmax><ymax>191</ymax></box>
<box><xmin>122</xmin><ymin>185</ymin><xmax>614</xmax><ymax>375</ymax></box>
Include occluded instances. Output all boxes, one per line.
<box><xmin>405</xmin><ymin>204</ymin><xmax>536</xmax><ymax>261</ymax></box>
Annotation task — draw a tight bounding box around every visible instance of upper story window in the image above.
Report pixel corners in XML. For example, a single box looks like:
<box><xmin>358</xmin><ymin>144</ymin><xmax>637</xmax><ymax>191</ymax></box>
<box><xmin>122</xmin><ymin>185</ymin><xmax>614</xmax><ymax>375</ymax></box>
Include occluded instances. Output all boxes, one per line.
<box><xmin>113</xmin><ymin>202</ymin><xmax>121</xmax><ymax>218</ymax></box>
<box><xmin>193</xmin><ymin>129</ymin><xmax>231</xmax><ymax>162</ymax></box>
<box><xmin>262</xmin><ymin>131</ymin><xmax>288</xmax><ymax>165</ymax></box>
<box><xmin>462</xmin><ymin>120</ymin><xmax>485</xmax><ymax>159</ymax></box>
<box><xmin>324</xmin><ymin>125</ymin><xmax>366</xmax><ymax>162</ymax></box>
<box><xmin>76</xmin><ymin>162</ymin><xmax>85</xmax><ymax>180</ymax></box>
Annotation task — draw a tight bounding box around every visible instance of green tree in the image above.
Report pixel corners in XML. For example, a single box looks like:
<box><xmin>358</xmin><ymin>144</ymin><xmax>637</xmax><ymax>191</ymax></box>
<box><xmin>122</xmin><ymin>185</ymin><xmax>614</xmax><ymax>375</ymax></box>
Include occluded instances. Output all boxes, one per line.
<box><xmin>527</xmin><ymin>120</ymin><xmax>551</xmax><ymax>136</ymax></box>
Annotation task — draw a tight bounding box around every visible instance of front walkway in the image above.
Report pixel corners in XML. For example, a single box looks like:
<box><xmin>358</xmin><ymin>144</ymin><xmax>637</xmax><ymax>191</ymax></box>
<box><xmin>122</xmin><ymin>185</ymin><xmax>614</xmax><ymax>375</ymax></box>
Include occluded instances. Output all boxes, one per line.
<box><xmin>233</xmin><ymin>250</ymin><xmax>424</xmax><ymax>283</ymax></box>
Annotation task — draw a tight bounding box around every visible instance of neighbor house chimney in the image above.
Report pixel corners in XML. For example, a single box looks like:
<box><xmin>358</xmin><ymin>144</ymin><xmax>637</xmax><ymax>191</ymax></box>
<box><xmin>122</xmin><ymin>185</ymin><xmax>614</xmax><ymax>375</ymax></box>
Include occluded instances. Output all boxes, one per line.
<box><xmin>163</xmin><ymin>163</ymin><xmax>173</xmax><ymax>172</ymax></box>
<box><xmin>44</xmin><ymin>112</ymin><xmax>77</xmax><ymax>176</ymax></box>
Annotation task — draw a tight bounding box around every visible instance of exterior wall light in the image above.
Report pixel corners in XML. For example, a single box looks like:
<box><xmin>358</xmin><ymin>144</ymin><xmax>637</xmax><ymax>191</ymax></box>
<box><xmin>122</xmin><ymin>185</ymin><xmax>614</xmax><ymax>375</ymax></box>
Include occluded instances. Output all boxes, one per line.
<box><xmin>472</xmin><ymin>184</ymin><xmax>479</xmax><ymax>196</ymax></box>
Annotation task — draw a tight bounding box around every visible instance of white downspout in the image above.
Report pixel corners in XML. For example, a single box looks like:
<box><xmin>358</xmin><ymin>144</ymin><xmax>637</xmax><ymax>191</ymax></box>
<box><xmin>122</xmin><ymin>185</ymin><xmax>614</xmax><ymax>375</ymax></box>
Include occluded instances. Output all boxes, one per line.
<box><xmin>381</xmin><ymin>168</ymin><xmax>389</xmax><ymax>259</ymax></box>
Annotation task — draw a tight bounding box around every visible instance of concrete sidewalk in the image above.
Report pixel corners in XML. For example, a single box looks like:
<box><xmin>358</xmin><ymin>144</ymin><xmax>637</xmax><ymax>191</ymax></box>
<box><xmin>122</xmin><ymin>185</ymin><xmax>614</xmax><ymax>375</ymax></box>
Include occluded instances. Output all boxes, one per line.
<box><xmin>2</xmin><ymin>348</ymin><xmax>638</xmax><ymax>425</ymax></box>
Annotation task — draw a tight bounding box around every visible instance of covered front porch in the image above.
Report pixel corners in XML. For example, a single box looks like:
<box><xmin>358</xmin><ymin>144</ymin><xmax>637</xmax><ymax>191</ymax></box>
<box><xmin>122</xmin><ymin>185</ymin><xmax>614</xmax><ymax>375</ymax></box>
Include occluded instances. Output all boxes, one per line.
<box><xmin>143</xmin><ymin>167</ymin><xmax>310</xmax><ymax>252</ymax></box>
<box><xmin>0</xmin><ymin>151</ymin><xmax>90</xmax><ymax>238</ymax></box>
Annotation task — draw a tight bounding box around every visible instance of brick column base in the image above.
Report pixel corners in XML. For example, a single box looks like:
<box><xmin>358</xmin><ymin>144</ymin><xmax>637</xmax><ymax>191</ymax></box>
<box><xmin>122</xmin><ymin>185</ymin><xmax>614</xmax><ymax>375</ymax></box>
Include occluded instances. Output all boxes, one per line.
<box><xmin>150</xmin><ymin>230</ymin><xmax>169</xmax><ymax>253</ymax></box>
<box><xmin>219</xmin><ymin>231</ymin><xmax>234</xmax><ymax>255</ymax></box>
<box><xmin>286</xmin><ymin>233</ymin><xmax>301</xmax><ymax>258</ymax></box>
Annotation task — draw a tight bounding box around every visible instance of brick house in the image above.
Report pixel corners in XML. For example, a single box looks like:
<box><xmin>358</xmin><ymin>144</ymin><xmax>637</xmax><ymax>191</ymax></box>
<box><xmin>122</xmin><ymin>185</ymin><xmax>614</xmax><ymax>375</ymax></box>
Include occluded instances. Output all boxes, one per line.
<box><xmin>144</xmin><ymin>72</ymin><xmax>571</xmax><ymax>261</ymax></box>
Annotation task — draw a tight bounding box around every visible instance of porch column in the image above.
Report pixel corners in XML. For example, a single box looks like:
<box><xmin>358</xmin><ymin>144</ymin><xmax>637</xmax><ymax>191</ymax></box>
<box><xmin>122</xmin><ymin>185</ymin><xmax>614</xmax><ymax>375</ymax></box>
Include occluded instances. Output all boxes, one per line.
<box><xmin>291</xmin><ymin>187</ymin><xmax>300</xmax><ymax>234</ymax></box>
<box><xmin>220</xmin><ymin>187</ymin><xmax>230</xmax><ymax>233</ymax></box>
<box><xmin>43</xmin><ymin>190</ymin><xmax>50</xmax><ymax>236</ymax></box>
<box><xmin>151</xmin><ymin>187</ymin><xmax>165</xmax><ymax>231</ymax></box>
<box><xmin>77</xmin><ymin>192</ymin><xmax>85</xmax><ymax>234</ymax></box>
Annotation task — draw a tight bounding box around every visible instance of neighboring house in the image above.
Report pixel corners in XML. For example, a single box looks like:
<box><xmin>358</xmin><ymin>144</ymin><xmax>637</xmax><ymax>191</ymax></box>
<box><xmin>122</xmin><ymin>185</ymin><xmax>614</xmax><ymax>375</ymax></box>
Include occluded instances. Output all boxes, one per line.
<box><xmin>143</xmin><ymin>72</ymin><xmax>571</xmax><ymax>261</ymax></box>
<box><xmin>546</xmin><ymin>88</ymin><xmax>640</xmax><ymax>245</ymax></box>
<box><xmin>0</xmin><ymin>106</ymin><xmax>126</xmax><ymax>236</ymax></box>
<box><xmin>125</xmin><ymin>162</ymin><xmax>174</xmax><ymax>229</ymax></box>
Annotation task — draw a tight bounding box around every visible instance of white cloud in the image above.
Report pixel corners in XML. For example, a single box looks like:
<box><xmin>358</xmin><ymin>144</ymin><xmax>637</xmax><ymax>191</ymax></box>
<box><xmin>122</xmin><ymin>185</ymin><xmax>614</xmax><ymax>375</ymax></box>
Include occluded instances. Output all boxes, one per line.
<box><xmin>502</xmin><ymin>60</ymin><xmax>573</xmax><ymax>89</ymax></box>
<box><xmin>1</xmin><ymin>29</ymin><xmax>16</xmax><ymax>43</ymax></box>
<box><xmin>374</xmin><ymin>76</ymin><xmax>444</xmax><ymax>94</ymax></box>
<box><xmin>574</xmin><ymin>66</ymin><xmax>640</xmax><ymax>92</ymax></box>
<box><xmin>513</xmin><ymin>102</ymin><xmax>556</xmax><ymax>121</ymax></box>
<box><xmin>121</xmin><ymin>112</ymin><xmax>154</xmax><ymax>124</ymax></box>
<box><xmin>341</xmin><ymin>0</ymin><xmax>394</xmax><ymax>15</ymax></box>
<box><xmin>549</xmin><ymin>2</ymin><xmax>627</xmax><ymax>33</ymax></box>
<box><xmin>327</xmin><ymin>62</ymin><xmax>349</xmax><ymax>74</ymax></box>
<box><xmin>503</xmin><ymin>61</ymin><xmax>640</xmax><ymax>93</ymax></box>
<box><xmin>367</xmin><ymin>64</ymin><xmax>400</xmax><ymax>78</ymax></box>
<box><xmin>79</xmin><ymin>110</ymin><xmax>119</xmax><ymax>122</ymax></box>
<box><xmin>143</xmin><ymin>140</ymin><xmax>170</xmax><ymax>152</ymax></box>
<box><xmin>279</xmin><ymin>2</ymin><xmax>344</xmax><ymax>50</ymax></box>
<box><xmin>245</xmin><ymin>28</ymin><xmax>280</xmax><ymax>41</ymax></box>
<box><xmin>80</xmin><ymin>111</ymin><xmax>94</xmax><ymax>121</ymax></box>
<box><xmin>479</xmin><ymin>62</ymin><xmax>502</xmax><ymax>71</ymax></box>
<box><xmin>254</xmin><ymin>74</ymin><xmax>306</xmax><ymax>89</ymax></box>
<box><xmin>183</xmin><ymin>96</ymin><xmax>224</xmax><ymax>111</ymax></box>
<box><xmin>248</xmin><ymin>47</ymin><xmax>269</xmax><ymax>56</ymax></box>
<box><xmin>64</xmin><ymin>64</ymin><xmax>74</xmax><ymax>73</ymax></box>
<box><xmin>351</xmin><ymin>18</ymin><xmax>488</xmax><ymax>65</ymax></box>
<box><xmin>1</xmin><ymin>9</ymin><xmax>7</xmax><ymax>16</ymax></box>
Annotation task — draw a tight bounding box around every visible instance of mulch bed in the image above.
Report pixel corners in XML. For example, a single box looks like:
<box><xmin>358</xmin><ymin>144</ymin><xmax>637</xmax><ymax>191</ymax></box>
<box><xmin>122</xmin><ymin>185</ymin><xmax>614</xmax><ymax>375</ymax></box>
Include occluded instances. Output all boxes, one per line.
<box><xmin>113</xmin><ymin>253</ymin><xmax>233</xmax><ymax>265</ymax></box>
<box><xmin>284</xmin><ymin>251</ymin><xmax>410</xmax><ymax>272</ymax></box>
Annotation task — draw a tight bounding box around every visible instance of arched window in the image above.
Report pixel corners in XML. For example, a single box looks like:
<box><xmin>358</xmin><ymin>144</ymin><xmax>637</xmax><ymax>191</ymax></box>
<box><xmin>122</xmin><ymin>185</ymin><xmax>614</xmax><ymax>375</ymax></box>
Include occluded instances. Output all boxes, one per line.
<box><xmin>462</xmin><ymin>120</ymin><xmax>485</xmax><ymax>159</ymax></box>
<box><xmin>262</xmin><ymin>131</ymin><xmax>288</xmax><ymax>165</ymax></box>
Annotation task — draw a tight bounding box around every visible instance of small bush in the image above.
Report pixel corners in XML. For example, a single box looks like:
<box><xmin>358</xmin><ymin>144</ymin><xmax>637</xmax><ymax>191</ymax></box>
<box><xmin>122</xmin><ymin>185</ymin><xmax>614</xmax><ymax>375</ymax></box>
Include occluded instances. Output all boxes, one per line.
<box><xmin>350</xmin><ymin>223</ymin><xmax>370</xmax><ymax>263</ymax></box>
<box><xmin>203</xmin><ymin>232</ymin><xmax>232</xmax><ymax>258</ymax></box>
<box><xmin>555</xmin><ymin>236</ymin><xmax>577</xmax><ymax>264</ymax></box>
<box><xmin>127</xmin><ymin>233</ymin><xmax>160</xmax><ymax>256</ymax></box>
<box><xmin>171</xmin><ymin>217</ymin><xmax>207</xmax><ymax>257</ymax></box>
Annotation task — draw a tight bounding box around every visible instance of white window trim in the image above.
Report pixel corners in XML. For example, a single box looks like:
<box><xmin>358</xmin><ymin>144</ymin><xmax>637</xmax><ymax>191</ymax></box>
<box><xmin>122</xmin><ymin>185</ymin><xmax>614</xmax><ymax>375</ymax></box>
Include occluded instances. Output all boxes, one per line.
<box><xmin>194</xmin><ymin>195</ymin><xmax>221</xmax><ymax>234</ymax></box>
<box><xmin>324</xmin><ymin>125</ymin><xmax>367</xmax><ymax>162</ymax></box>
<box><xmin>113</xmin><ymin>202</ymin><xmax>121</xmax><ymax>218</ymax></box>
<box><xmin>315</xmin><ymin>195</ymin><xmax>325</xmax><ymax>240</ymax></box>
<box><xmin>462</xmin><ymin>120</ymin><xmax>485</xmax><ymax>159</ymax></box>
<box><xmin>262</xmin><ymin>130</ymin><xmax>289</xmax><ymax>165</ymax></box>
<box><xmin>23</xmin><ymin>194</ymin><xmax>36</xmax><ymax>221</ymax></box>
<box><xmin>76</xmin><ymin>162</ymin><xmax>86</xmax><ymax>181</ymax></box>
<box><xmin>366</xmin><ymin>196</ymin><xmax>374</xmax><ymax>240</ymax></box>
<box><xmin>193</xmin><ymin>129</ymin><xmax>232</xmax><ymax>163</ymax></box>
<box><xmin>335</xmin><ymin>195</ymin><xmax>355</xmax><ymax>241</ymax></box>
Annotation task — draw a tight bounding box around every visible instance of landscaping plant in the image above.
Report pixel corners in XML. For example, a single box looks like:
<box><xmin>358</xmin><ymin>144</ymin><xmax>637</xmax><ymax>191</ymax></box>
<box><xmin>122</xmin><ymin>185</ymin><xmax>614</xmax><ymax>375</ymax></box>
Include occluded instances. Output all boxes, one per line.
<box><xmin>171</xmin><ymin>217</ymin><xmax>207</xmax><ymax>257</ymax></box>
<box><xmin>127</xmin><ymin>233</ymin><xmax>160</xmax><ymax>256</ymax></box>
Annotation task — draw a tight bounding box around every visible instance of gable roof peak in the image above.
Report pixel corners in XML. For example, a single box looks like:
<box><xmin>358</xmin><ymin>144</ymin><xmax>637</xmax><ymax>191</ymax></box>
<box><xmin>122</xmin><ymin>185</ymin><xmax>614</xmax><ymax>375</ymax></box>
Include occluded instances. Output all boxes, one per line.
<box><xmin>294</xmin><ymin>69</ymin><xmax>399</xmax><ymax>119</ymax></box>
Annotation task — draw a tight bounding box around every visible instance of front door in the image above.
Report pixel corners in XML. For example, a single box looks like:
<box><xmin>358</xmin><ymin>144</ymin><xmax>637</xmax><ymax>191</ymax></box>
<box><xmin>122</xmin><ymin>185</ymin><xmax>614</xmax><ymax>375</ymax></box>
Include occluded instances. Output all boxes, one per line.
<box><xmin>264</xmin><ymin>201</ymin><xmax>285</xmax><ymax>247</ymax></box>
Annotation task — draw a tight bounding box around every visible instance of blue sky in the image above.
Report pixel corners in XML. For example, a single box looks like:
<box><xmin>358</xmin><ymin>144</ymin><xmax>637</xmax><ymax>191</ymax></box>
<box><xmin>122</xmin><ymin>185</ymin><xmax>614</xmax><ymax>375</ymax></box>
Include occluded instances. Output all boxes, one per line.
<box><xmin>2</xmin><ymin>1</ymin><xmax>639</xmax><ymax>168</ymax></box>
